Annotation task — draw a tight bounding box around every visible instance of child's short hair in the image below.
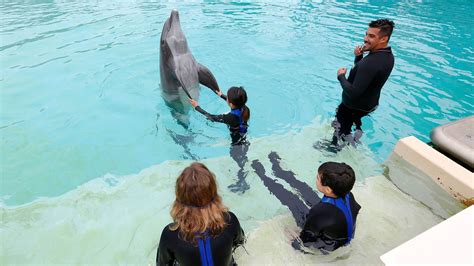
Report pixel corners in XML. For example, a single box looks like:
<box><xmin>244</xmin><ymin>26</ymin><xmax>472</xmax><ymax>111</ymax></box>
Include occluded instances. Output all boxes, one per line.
<box><xmin>318</xmin><ymin>162</ymin><xmax>355</xmax><ymax>197</ymax></box>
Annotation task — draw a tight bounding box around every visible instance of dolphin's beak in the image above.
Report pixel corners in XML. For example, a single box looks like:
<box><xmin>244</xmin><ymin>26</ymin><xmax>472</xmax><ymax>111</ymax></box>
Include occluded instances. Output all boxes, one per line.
<box><xmin>170</xmin><ymin>10</ymin><xmax>180</xmax><ymax>27</ymax></box>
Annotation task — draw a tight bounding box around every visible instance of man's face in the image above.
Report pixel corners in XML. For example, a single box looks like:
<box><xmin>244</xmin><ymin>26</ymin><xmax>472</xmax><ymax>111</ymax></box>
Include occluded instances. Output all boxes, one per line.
<box><xmin>363</xmin><ymin>27</ymin><xmax>387</xmax><ymax>51</ymax></box>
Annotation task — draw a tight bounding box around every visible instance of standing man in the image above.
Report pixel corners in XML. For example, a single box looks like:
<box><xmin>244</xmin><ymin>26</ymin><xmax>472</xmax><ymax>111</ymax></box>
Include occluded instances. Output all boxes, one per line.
<box><xmin>332</xmin><ymin>19</ymin><xmax>395</xmax><ymax>146</ymax></box>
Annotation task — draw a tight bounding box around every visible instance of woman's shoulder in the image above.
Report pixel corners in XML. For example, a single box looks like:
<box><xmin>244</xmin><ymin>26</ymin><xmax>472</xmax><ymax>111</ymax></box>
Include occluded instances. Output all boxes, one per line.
<box><xmin>225</xmin><ymin>211</ymin><xmax>243</xmax><ymax>229</ymax></box>
<box><xmin>227</xmin><ymin>211</ymin><xmax>239</xmax><ymax>221</ymax></box>
<box><xmin>161</xmin><ymin>223</ymin><xmax>178</xmax><ymax>238</ymax></box>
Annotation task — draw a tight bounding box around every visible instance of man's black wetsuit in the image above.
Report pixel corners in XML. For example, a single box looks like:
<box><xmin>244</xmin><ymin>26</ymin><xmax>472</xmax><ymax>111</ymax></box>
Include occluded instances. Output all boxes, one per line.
<box><xmin>299</xmin><ymin>192</ymin><xmax>361</xmax><ymax>252</ymax></box>
<box><xmin>156</xmin><ymin>211</ymin><xmax>245</xmax><ymax>266</ymax></box>
<box><xmin>335</xmin><ymin>47</ymin><xmax>394</xmax><ymax>137</ymax></box>
<box><xmin>195</xmin><ymin>95</ymin><xmax>248</xmax><ymax>145</ymax></box>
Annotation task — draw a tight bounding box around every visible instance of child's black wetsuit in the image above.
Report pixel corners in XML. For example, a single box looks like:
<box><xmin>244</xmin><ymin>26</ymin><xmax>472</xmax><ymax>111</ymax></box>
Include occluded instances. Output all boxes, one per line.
<box><xmin>195</xmin><ymin>94</ymin><xmax>248</xmax><ymax>145</ymax></box>
<box><xmin>300</xmin><ymin>192</ymin><xmax>361</xmax><ymax>252</ymax></box>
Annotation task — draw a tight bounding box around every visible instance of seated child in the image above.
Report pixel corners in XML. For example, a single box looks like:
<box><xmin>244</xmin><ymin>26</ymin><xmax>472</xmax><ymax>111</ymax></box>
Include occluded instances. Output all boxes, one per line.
<box><xmin>299</xmin><ymin>162</ymin><xmax>361</xmax><ymax>252</ymax></box>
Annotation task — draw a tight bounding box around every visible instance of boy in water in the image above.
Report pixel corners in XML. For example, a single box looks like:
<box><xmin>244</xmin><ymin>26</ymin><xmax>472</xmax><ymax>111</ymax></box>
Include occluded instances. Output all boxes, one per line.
<box><xmin>299</xmin><ymin>162</ymin><xmax>361</xmax><ymax>252</ymax></box>
<box><xmin>251</xmin><ymin>154</ymin><xmax>361</xmax><ymax>253</ymax></box>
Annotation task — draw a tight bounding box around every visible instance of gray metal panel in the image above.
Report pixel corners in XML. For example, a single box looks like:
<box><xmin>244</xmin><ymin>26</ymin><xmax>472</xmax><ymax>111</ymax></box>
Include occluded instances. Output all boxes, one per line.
<box><xmin>430</xmin><ymin>115</ymin><xmax>474</xmax><ymax>168</ymax></box>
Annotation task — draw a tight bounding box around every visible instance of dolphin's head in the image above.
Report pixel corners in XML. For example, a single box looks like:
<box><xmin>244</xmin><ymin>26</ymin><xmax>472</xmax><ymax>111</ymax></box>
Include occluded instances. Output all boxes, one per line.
<box><xmin>160</xmin><ymin>10</ymin><xmax>189</xmax><ymax>56</ymax></box>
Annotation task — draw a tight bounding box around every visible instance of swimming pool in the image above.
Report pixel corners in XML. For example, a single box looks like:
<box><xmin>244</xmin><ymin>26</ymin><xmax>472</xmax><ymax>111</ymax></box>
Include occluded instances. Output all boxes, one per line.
<box><xmin>1</xmin><ymin>0</ymin><xmax>472</xmax><ymax>264</ymax></box>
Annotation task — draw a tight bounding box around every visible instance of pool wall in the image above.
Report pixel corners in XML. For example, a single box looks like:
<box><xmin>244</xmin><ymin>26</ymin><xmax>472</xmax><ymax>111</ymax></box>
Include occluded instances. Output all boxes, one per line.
<box><xmin>386</xmin><ymin>136</ymin><xmax>473</xmax><ymax>208</ymax></box>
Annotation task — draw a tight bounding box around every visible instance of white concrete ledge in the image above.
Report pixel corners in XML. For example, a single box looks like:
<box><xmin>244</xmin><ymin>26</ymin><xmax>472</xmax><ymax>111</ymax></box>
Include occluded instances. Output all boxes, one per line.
<box><xmin>380</xmin><ymin>206</ymin><xmax>473</xmax><ymax>265</ymax></box>
<box><xmin>393</xmin><ymin>136</ymin><xmax>474</xmax><ymax>206</ymax></box>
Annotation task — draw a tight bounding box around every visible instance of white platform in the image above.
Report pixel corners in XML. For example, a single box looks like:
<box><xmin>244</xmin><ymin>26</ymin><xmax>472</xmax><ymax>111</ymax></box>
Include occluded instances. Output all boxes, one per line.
<box><xmin>430</xmin><ymin>115</ymin><xmax>474</xmax><ymax>168</ymax></box>
<box><xmin>380</xmin><ymin>206</ymin><xmax>474</xmax><ymax>265</ymax></box>
<box><xmin>391</xmin><ymin>136</ymin><xmax>474</xmax><ymax>205</ymax></box>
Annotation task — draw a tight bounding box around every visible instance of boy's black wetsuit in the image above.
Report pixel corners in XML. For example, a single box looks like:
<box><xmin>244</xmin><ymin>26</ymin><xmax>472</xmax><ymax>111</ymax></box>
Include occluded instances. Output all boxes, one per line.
<box><xmin>335</xmin><ymin>47</ymin><xmax>394</xmax><ymax>137</ymax></box>
<box><xmin>156</xmin><ymin>212</ymin><xmax>245</xmax><ymax>266</ymax></box>
<box><xmin>195</xmin><ymin>95</ymin><xmax>248</xmax><ymax>145</ymax></box>
<box><xmin>299</xmin><ymin>192</ymin><xmax>361</xmax><ymax>252</ymax></box>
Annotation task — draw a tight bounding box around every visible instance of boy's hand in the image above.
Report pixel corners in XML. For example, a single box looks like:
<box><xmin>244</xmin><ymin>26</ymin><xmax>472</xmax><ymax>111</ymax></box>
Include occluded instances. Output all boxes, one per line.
<box><xmin>216</xmin><ymin>89</ymin><xmax>223</xmax><ymax>97</ymax></box>
<box><xmin>189</xmin><ymin>98</ymin><xmax>199</xmax><ymax>108</ymax></box>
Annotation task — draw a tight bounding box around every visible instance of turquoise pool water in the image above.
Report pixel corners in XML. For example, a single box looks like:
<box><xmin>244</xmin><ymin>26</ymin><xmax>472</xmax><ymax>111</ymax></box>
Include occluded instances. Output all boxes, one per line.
<box><xmin>1</xmin><ymin>1</ymin><xmax>472</xmax><ymax>263</ymax></box>
<box><xmin>2</xmin><ymin>0</ymin><xmax>472</xmax><ymax>206</ymax></box>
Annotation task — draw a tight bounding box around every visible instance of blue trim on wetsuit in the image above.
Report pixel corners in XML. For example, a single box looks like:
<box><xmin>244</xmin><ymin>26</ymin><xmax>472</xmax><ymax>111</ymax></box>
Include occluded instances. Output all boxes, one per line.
<box><xmin>230</xmin><ymin>108</ymin><xmax>247</xmax><ymax>134</ymax></box>
<box><xmin>197</xmin><ymin>231</ymin><xmax>214</xmax><ymax>266</ymax></box>
<box><xmin>321</xmin><ymin>194</ymin><xmax>354</xmax><ymax>244</ymax></box>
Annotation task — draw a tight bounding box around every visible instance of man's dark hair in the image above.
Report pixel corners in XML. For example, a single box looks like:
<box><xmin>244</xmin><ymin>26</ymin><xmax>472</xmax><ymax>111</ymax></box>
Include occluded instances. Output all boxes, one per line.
<box><xmin>318</xmin><ymin>162</ymin><xmax>355</xmax><ymax>197</ymax></box>
<box><xmin>369</xmin><ymin>19</ymin><xmax>395</xmax><ymax>40</ymax></box>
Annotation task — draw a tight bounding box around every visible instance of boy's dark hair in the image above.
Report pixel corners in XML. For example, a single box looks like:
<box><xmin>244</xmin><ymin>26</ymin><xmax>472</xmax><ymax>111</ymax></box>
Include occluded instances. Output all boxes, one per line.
<box><xmin>227</xmin><ymin>86</ymin><xmax>250</xmax><ymax>122</ymax></box>
<box><xmin>318</xmin><ymin>162</ymin><xmax>355</xmax><ymax>197</ymax></box>
<box><xmin>369</xmin><ymin>19</ymin><xmax>395</xmax><ymax>40</ymax></box>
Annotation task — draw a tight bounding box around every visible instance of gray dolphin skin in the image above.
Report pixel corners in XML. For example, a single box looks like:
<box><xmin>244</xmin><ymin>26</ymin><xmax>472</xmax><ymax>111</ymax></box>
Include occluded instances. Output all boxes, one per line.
<box><xmin>159</xmin><ymin>10</ymin><xmax>220</xmax><ymax>115</ymax></box>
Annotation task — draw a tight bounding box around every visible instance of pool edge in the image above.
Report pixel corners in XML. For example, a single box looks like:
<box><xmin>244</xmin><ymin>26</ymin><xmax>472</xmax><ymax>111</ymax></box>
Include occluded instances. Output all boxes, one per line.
<box><xmin>391</xmin><ymin>136</ymin><xmax>473</xmax><ymax>205</ymax></box>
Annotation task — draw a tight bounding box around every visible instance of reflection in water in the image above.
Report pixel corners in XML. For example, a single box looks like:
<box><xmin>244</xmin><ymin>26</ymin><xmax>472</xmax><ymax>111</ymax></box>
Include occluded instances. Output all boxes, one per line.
<box><xmin>0</xmin><ymin>118</ymin><xmax>447</xmax><ymax>264</ymax></box>
<box><xmin>1</xmin><ymin>0</ymin><xmax>472</xmax><ymax>204</ymax></box>
<box><xmin>251</xmin><ymin>151</ymin><xmax>320</xmax><ymax>227</ymax></box>
<box><xmin>228</xmin><ymin>142</ymin><xmax>250</xmax><ymax>193</ymax></box>
<box><xmin>1</xmin><ymin>0</ymin><xmax>472</xmax><ymax>263</ymax></box>
<box><xmin>166</xmin><ymin>129</ymin><xmax>198</xmax><ymax>160</ymax></box>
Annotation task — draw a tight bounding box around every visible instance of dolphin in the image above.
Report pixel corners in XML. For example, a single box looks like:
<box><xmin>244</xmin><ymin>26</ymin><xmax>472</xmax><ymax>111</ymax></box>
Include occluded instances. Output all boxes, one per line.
<box><xmin>159</xmin><ymin>10</ymin><xmax>220</xmax><ymax>116</ymax></box>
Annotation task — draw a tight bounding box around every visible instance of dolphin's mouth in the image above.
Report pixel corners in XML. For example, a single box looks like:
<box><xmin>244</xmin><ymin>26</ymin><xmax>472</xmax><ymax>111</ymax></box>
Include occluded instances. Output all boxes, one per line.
<box><xmin>170</xmin><ymin>10</ymin><xmax>179</xmax><ymax>26</ymax></box>
<box><xmin>161</xmin><ymin>10</ymin><xmax>179</xmax><ymax>41</ymax></box>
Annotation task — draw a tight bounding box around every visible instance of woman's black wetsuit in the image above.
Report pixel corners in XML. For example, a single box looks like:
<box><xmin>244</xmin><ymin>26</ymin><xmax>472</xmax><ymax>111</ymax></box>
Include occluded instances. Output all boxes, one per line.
<box><xmin>195</xmin><ymin>95</ymin><xmax>248</xmax><ymax>145</ymax></box>
<box><xmin>156</xmin><ymin>211</ymin><xmax>245</xmax><ymax>266</ymax></box>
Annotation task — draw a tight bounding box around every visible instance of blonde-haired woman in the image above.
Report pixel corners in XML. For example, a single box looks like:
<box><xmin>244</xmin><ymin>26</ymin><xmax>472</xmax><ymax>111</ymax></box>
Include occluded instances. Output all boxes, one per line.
<box><xmin>156</xmin><ymin>162</ymin><xmax>245</xmax><ymax>266</ymax></box>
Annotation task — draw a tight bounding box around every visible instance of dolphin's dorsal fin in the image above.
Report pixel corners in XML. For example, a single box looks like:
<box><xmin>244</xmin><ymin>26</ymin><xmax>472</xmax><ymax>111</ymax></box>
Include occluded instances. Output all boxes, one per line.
<box><xmin>197</xmin><ymin>63</ymin><xmax>220</xmax><ymax>93</ymax></box>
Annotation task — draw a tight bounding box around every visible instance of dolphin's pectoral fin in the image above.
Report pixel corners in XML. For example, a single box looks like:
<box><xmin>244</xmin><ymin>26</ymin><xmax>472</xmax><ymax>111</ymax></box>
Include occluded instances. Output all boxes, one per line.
<box><xmin>177</xmin><ymin>82</ymin><xmax>193</xmax><ymax>99</ymax></box>
<box><xmin>197</xmin><ymin>63</ymin><xmax>220</xmax><ymax>93</ymax></box>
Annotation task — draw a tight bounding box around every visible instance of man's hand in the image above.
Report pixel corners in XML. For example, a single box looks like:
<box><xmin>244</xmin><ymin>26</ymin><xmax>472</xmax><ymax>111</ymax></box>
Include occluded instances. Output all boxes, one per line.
<box><xmin>189</xmin><ymin>98</ymin><xmax>199</xmax><ymax>108</ymax></box>
<box><xmin>354</xmin><ymin>45</ymin><xmax>363</xmax><ymax>56</ymax></box>
<box><xmin>337</xmin><ymin>68</ymin><xmax>347</xmax><ymax>77</ymax></box>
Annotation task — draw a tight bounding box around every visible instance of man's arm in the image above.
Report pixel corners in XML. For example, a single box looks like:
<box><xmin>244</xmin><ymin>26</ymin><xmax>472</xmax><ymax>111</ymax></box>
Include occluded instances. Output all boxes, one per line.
<box><xmin>338</xmin><ymin>61</ymin><xmax>377</xmax><ymax>100</ymax></box>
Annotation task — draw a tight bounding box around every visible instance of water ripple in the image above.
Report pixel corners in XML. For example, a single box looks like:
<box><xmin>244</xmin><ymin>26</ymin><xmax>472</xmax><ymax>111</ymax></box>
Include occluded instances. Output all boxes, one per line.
<box><xmin>1</xmin><ymin>0</ymin><xmax>473</xmax><ymax>206</ymax></box>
